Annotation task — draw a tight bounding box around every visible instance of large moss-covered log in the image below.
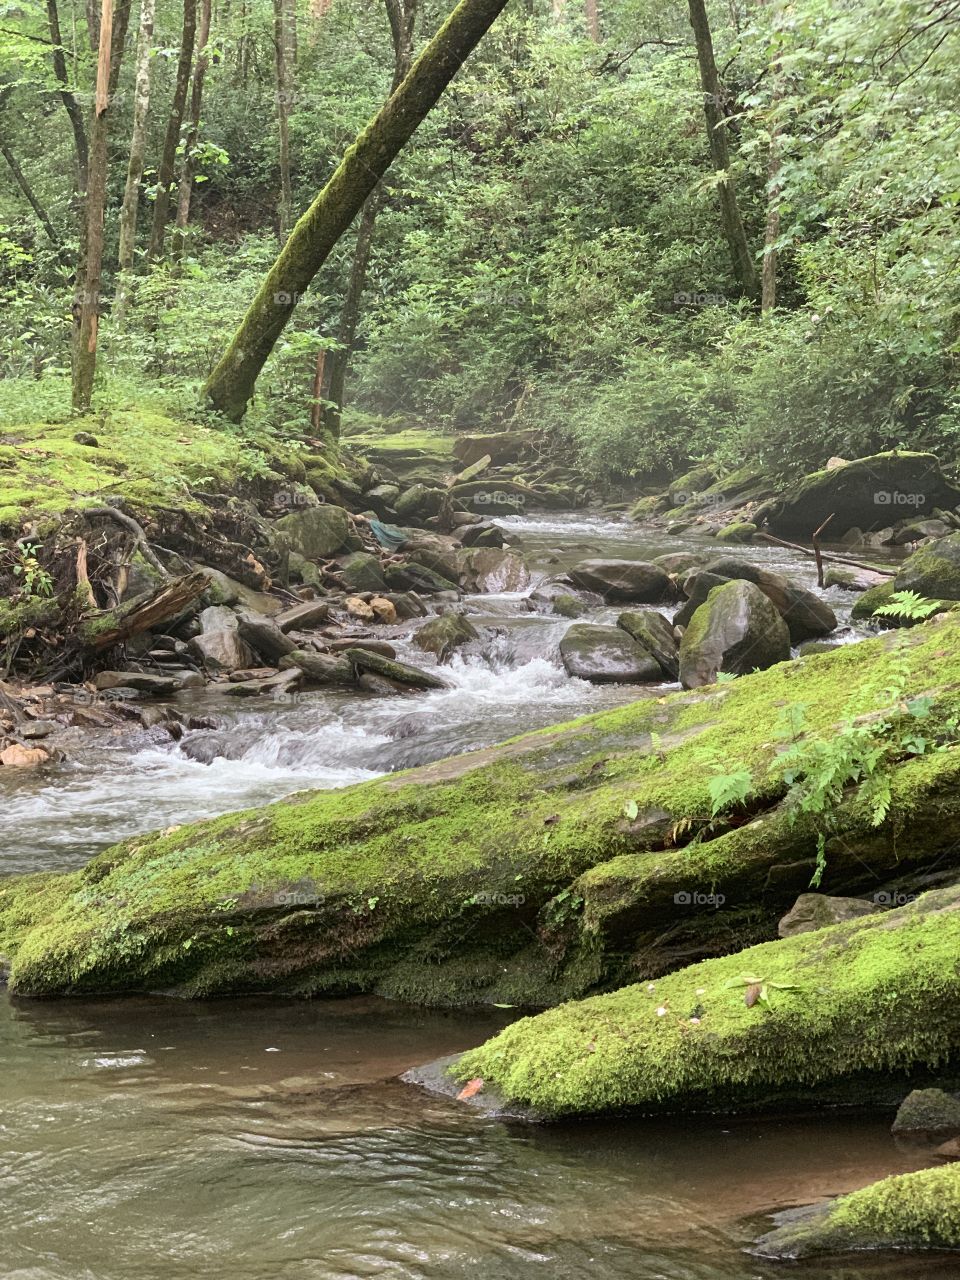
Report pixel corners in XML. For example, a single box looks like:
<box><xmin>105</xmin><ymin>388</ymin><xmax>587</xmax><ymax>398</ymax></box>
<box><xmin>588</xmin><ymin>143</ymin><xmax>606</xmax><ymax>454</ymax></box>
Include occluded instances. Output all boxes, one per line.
<box><xmin>754</xmin><ymin>1163</ymin><xmax>960</xmax><ymax>1258</ymax></box>
<box><xmin>451</xmin><ymin>883</ymin><xmax>960</xmax><ymax>1116</ymax></box>
<box><xmin>3</xmin><ymin>617</ymin><xmax>960</xmax><ymax>1000</ymax></box>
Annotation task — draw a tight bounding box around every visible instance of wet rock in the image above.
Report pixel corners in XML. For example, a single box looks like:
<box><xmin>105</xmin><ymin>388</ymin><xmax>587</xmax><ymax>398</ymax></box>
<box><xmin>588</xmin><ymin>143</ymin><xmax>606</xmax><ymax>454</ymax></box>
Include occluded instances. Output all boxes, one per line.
<box><xmin>280</xmin><ymin>650</ymin><xmax>354</xmax><ymax>684</ymax></box>
<box><xmin>461</xmin><ymin>548</ymin><xmax>531</xmax><ymax>593</ymax></box>
<box><xmin>0</xmin><ymin>742</ymin><xmax>51</xmax><ymax>767</ymax></box>
<box><xmin>227</xmin><ymin>666</ymin><xmax>279</xmax><ymax>682</ymax></box>
<box><xmin>343</xmin><ymin>647</ymin><xmax>448</xmax><ymax>690</ymax></box>
<box><xmin>891</xmin><ymin>517</ymin><xmax>952</xmax><ymax>545</ymax></box>
<box><xmin>895</xmin><ymin>531</ymin><xmax>960</xmax><ymax>600</ymax></box>
<box><xmin>705</xmin><ymin>557</ymin><xmax>837</xmax><ymax>643</ymax></box>
<box><xmin>892</xmin><ymin>1088</ymin><xmax>960</xmax><ymax>1142</ymax></box>
<box><xmin>459</xmin><ymin>522</ymin><xmax>506</xmax><ymax>549</ymax></box>
<box><xmin>357</xmin><ymin>672</ymin><xmax>412</xmax><ymax>695</ymax></box>
<box><xmin>616</xmin><ymin>610</ymin><xmax>679</xmax><ymax>680</ymax></box>
<box><xmin>326</xmin><ymin>639</ymin><xmax>397</xmax><ymax>658</ymax></box>
<box><xmin>234</xmin><ymin>607</ymin><xmax>296</xmax><ymax>662</ymax></box>
<box><xmin>529</xmin><ymin>581</ymin><xmax>600</xmax><ymax>617</ymax></box>
<box><xmin>92</xmin><ymin>671</ymin><xmax>181</xmax><ymax>696</ymax></box>
<box><xmin>568</xmin><ymin>559</ymin><xmax>674</xmax><ymax>603</ymax></box>
<box><xmin>413</xmin><ymin>612</ymin><xmax>479</xmax><ymax>661</ymax></box>
<box><xmin>340</xmin><ymin>551</ymin><xmax>388</xmax><ymax>592</ymax></box>
<box><xmin>370</xmin><ymin>596</ymin><xmax>397</xmax><ymax>624</ymax></box>
<box><xmin>715</xmin><ymin>521</ymin><xmax>757</xmax><ymax>543</ymax></box>
<box><xmin>679</xmin><ymin>579</ymin><xmax>791</xmax><ymax>688</ymax></box>
<box><xmin>384</xmin><ymin>592</ymin><xmax>428</xmax><ymax>621</ymax></box>
<box><xmin>559</xmin><ymin>624</ymin><xmax>663</xmax><ymax>684</ymax></box>
<box><xmin>652</xmin><ymin>552</ymin><xmax>705</xmax><ymax>576</ymax></box>
<box><xmin>223</xmin><ymin>669</ymin><xmax>303</xmax><ymax>698</ymax></box>
<box><xmin>395</xmin><ymin>483</ymin><xmax>445</xmax><ymax>520</ymax></box>
<box><xmin>274</xmin><ymin>503</ymin><xmax>361</xmax><ymax>559</ymax></box>
<box><xmin>778</xmin><ymin>892</ymin><xmax>879</xmax><ymax>938</ymax></box>
<box><xmin>823</xmin><ymin>565</ymin><xmax>890</xmax><ymax>592</ymax></box>
<box><xmin>673</xmin><ymin>571</ymin><xmax>730</xmax><ymax>628</ymax></box>
<box><xmin>385</xmin><ymin>561</ymin><xmax>459</xmax><ymax>594</ymax></box>
<box><xmin>275</xmin><ymin>600</ymin><xmax>330</xmax><ymax>632</ymax></box>
<box><xmin>18</xmin><ymin>719</ymin><xmax>59</xmax><ymax>739</ymax></box>
<box><xmin>767</xmin><ymin>451</ymin><xmax>960</xmax><ymax>539</ymax></box>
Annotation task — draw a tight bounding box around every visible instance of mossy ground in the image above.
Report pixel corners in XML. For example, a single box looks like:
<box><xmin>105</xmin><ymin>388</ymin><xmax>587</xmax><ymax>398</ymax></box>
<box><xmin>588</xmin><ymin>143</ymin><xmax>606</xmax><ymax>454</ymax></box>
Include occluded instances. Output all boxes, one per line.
<box><xmin>4</xmin><ymin>616</ymin><xmax>960</xmax><ymax>1001</ymax></box>
<box><xmin>755</xmin><ymin>1163</ymin><xmax>960</xmax><ymax>1257</ymax></box>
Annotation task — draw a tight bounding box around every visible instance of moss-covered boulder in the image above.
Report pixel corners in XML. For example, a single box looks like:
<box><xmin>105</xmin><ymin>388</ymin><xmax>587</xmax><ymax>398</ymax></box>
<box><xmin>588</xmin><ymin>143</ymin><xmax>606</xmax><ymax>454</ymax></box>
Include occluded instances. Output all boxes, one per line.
<box><xmin>892</xmin><ymin>1088</ymin><xmax>960</xmax><ymax>1141</ymax></box>
<box><xmin>679</xmin><ymin>580</ymin><xmax>791</xmax><ymax>687</ymax></box>
<box><xmin>705</xmin><ymin>557</ymin><xmax>837</xmax><ymax>643</ymax></box>
<box><xmin>275</xmin><ymin>503</ymin><xmax>360</xmax><ymax>560</ymax></box>
<box><xmin>339</xmin><ymin>551</ymin><xmax>388</xmax><ymax>592</ymax></box>
<box><xmin>753</xmin><ymin>1164</ymin><xmax>960</xmax><ymax>1258</ymax></box>
<box><xmin>451</xmin><ymin>884</ymin><xmax>960</xmax><ymax>1117</ymax></box>
<box><xmin>616</xmin><ymin>610</ymin><xmax>679</xmax><ymax>679</ymax></box>
<box><xmin>413</xmin><ymin>612</ymin><xmax>479</xmax><ymax>660</ymax></box>
<box><xmin>715</xmin><ymin>521</ymin><xmax>757</xmax><ymax>544</ymax></box>
<box><xmin>896</xmin><ymin>532</ymin><xmax>960</xmax><ymax>600</ymax></box>
<box><xmin>768</xmin><ymin>452</ymin><xmax>960</xmax><ymax>539</ymax></box>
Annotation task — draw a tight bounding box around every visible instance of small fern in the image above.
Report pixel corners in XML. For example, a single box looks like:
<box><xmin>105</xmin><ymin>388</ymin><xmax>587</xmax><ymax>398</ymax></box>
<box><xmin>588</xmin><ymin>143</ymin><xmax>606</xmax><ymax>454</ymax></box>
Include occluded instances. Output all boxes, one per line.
<box><xmin>875</xmin><ymin>590</ymin><xmax>941</xmax><ymax>621</ymax></box>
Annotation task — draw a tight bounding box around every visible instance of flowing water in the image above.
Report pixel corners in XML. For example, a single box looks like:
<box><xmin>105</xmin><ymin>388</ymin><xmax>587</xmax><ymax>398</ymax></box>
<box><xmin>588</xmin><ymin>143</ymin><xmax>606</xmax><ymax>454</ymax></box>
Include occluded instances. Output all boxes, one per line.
<box><xmin>4</xmin><ymin>513</ymin><xmax>939</xmax><ymax>1280</ymax></box>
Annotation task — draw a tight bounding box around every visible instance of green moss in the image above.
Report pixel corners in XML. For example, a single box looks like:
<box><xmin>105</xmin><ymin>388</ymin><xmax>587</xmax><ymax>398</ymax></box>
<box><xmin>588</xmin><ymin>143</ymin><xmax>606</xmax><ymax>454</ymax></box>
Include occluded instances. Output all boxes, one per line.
<box><xmin>715</xmin><ymin>521</ymin><xmax>757</xmax><ymax>543</ymax></box>
<box><xmin>5</xmin><ymin>615</ymin><xmax>960</xmax><ymax>1000</ymax></box>
<box><xmin>756</xmin><ymin>1164</ymin><xmax>960</xmax><ymax>1257</ymax></box>
<box><xmin>453</xmin><ymin>882</ymin><xmax>960</xmax><ymax>1115</ymax></box>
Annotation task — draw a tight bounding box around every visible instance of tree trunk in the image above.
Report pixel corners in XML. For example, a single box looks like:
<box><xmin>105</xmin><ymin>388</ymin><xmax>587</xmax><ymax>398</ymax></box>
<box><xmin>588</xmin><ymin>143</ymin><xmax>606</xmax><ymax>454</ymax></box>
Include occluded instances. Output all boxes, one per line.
<box><xmin>761</xmin><ymin>127</ymin><xmax>780</xmax><ymax>313</ymax></box>
<box><xmin>147</xmin><ymin>0</ymin><xmax>198</xmax><ymax>263</ymax></box>
<box><xmin>72</xmin><ymin>0</ymin><xmax>133</xmax><ymax>412</ymax></box>
<box><xmin>687</xmin><ymin>0</ymin><xmax>758</xmax><ymax>300</ymax></box>
<box><xmin>0</xmin><ymin>94</ymin><xmax>64</xmax><ymax>251</ymax></box>
<box><xmin>583</xmin><ymin>0</ymin><xmax>598</xmax><ymax>41</ymax></box>
<box><xmin>273</xmin><ymin>0</ymin><xmax>293</xmax><ymax>239</ymax></box>
<box><xmin>45</xmin><ymin>0</ymin><xmax>89</xmax><ymax>193</ymax></box>
<box><xmin>321</xmin><ymin>0</ymin><xmax>417</xmax><ymax>432</ymax></box>
<box><xmin>203</xmin><ymin>0</ymin><xmax>509</xmax><ymax>423</ymax></box>
<box><xmin>117</xmin><ymin>0</ymin><xmax>157</xmax><ymax>278</ymax></box>
<box><xmin>171</xmin><ymin>0</ymin><xmax>213</xmax><ymax>261</ymax></box>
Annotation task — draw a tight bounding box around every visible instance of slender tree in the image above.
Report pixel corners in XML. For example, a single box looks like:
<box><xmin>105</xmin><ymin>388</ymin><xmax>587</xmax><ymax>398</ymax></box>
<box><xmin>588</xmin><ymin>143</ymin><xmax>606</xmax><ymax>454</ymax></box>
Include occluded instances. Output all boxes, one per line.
<box><xmin>72</xmin><ymin>0</ymin><xmax>134</xmax><ymax>411</ymax></box>
<box><xmin>273</xmin><ymin>0</ymin><xmax>293</xmax><ymax>239</ymax></box>
<box><xmin>44</xmin><ymin>0</ymin><xmax>88</xmax><ymax>193</ymax></box>
<box><xmin>117</xmin><ymin>0</ymin><xmax>157</xmax><ymax>277</ymax></box>
<box><xmin>584</xmin><ymin>0</ymin><xmax>599</xmax><ymax>41</ymax></box>
<box><xmin>0</xmin><ymin>89</ymin><xmax>64</xmax><ymax>251</ymax></box>
<box><xmin>322</xmin><ymin>0</ymin><xmax>418</xmax><ymax>430</ymax></box>
<box><xmin>687</xmin><ymin>0</ymin><xmax>758</xmax><ymax>300</ymax></box>
<box><xmin>147</xmin><ymin>0</ymin><xmax>198</xmax><ymax>262</ymax></box>
<box><xmin>203</xmin><ymin>0</ymin><xmax>512</xmax><ymax>422</ymax></box>
<box><xmin>171</xmin><ymin>0</ymin><xmax>213</xmax><ymax>260</ymax></box>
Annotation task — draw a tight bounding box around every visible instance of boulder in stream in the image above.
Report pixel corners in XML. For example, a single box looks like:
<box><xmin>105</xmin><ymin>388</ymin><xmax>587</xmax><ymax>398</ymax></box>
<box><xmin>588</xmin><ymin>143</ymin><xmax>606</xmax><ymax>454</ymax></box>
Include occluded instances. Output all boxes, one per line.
<box><xmin>895</xmin><ymin>531</ymin><xmax>960</xmax><ymax>599</ymax></box>
<box><xmin>413</xmin><ymin>613</ymin><xmax>479</xmax><ymax>661</ymax></box>
<box><xmin>568</xmin><ymin>559</ymin><xmax>674</xmax><ymax>603</ymax></box>
<box><xmin>679</xmin><ymin>580</ymin><xmax>791</xmax><ymax>687</ymax></box>
<box><xmin>559</xmin><ymin>624</ymin><xmax>663</xmax><ymax>683</ymax></box>
<box><xmin>891</xmin><ymin>1088</ymin><xmax>960</xmax><ymax>1142</ymax></box>
<box><xmin>616</xmin><ymin>610</ymin><xmax>679</xmax><ymax>679</ymax></box>
<box><xmin>705</xmin><ymin>557</ymin><xmax>837</xmax><ymax>643</ymax></box>
<box><xmin>274</xmin><ymin>503</ymin><xmax>361</xmax><ymax>559</ymax></box>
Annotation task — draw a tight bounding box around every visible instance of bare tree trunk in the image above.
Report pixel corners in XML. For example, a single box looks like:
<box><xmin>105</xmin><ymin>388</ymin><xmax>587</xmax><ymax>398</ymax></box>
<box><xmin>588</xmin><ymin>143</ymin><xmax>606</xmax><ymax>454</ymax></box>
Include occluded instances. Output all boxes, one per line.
<box><xmin>117</xmin><ymin>0</ymin><xmax>157</xmax><ymax>279</ymax></box>
<box><xmin>204</xmin><ymin>0</ymin><xmax>508</xmax><ymax>423</ymax></box>
<box><xmin>283</xmin><ymin>0</ymin><xmax>297</xmax><ymax>67</ymax></box>
<box><xmin>322</xmin><ymin>0</ymin><xmax>417</xmax><ymax>433</ymax></box>
<box><xmin>147</xmin><ymin>0</ymin><xmax>198</xmax><ymax>262</ymax></box>
<box><xmin>687</xmin><ymin>0</ymin><xmax>758</xmax><ymax>300</ymax></box>
<box><xmin>761</xmin><ymin>127</ymin><xmax>780</xmax><ymax>313</ymax></box>
<box><xmin>273</xmin><ymin>0</ymin><xmax>294</xmax><ymax>239</ymax></box>
<box><xmin>72</xmin><ymin>0</ymin><xmax>134</xmax><ymax>412</ymax></box>
<box><xmin>583</xmin><ymin>0</ymin><xmax>598</xmax><ymax>41</ymax></box>
<box><xmin>171</xmin><ymin>0</ymin><xmax>214</xmax><ymax>261</ymax></box>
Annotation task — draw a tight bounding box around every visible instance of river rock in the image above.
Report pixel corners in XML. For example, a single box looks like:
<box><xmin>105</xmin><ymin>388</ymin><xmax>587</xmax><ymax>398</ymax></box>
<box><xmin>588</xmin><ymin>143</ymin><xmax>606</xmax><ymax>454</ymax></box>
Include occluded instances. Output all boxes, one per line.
<box><xmin>275</xmin><ymin>600</ymin><xmax>330</xmax><ymax>632</ymax></box>
<box><xmin>559</xmin><ymin>624</ymin><xmax>663</xmax><ymax>684</ymax></box>
<box><xmin>223</xmin><ymin>669</ymin><xmax>303</xmax><ymax>698</ymax></box>
<box><xmin>190</xmin><ymin>631</ymin><xmax>257</xmax><ymax>673</ymax></box>
<box><xmin>705</xmin><ymin>558</ymin><xmax>837</xmax><ymax>642</ymax></box>
<box><xmin>281</xmin><ymin>650</ymin><xmax>354</xmax><ymax>684</ymax></box>
<box><xmin>653</xmin><ymin>552</ymin><xmax>705</xmax><ymax>576</ymax></box>
<box><xmin>92</xmin><ymin>671</ymin><xmax>181</xmax><ymax>695</ymax></box>
<box><xmin>0</xmin><ymin>742</ymin><xmax>51</xmax><ymax>767</ymax></box>
<box><xmin>459</xmin><ymin>523</ymin><xmax>506</xmax><ymax>549</ymax></box>
<box><xmin>715</xmin><ymin>521</ymin><xmax>756</xmax><ymax>543</ymax></box>
<box><xmin>395</xmin><ymin>483</ymin><xmax>446</xmax><ymax>520</ymax></box>
<box><xmin>568</xmin><ymin>559</ymin><xmax>674</xmax><ymax>603</ymax></box>
<box><xmin>616</xmin><ymin>610</ymin><xmax>679</xmax><ymax>679</ymax></box>
<box><xmin>342</xmin><ymin>647</ymin><xmax>448</xmax><ymax>690</ymax></box>
<box><xmin>234</xmin><ymin>607</ymin><xmax>296</xmax><ymax>662</ymax></box>
<box><xmin>385</xmin><ymin>592</ymin><xmax>429</xmax><ymax>621</ymax></box>
<box><xmin>778</xmin><ymin>892</ymin><xmax>880</xmax><ymax>938</ymax></box>
<box><xmin>529</xmin><ymin>581</ymin><xmax>600</xmax><ymax>617</ymax></box>
<box><xmin>823</xmin><ymin>565</ymin><xmax>889</xmax><ymax>592</ymax></box>
<box><xmin>892</xmin><ymin>1089</ymin><xmax>960</xmax><ymax>1142</ymax></box>
<box><xmin>345</xmin><ymin>596</ymin><xmax>375</xmax><ymax>621</ymax></box>
<box><xmin>413</xmin><ymin>612</ymin><xmax>479</xmax><ymax>661</ymax></box>
<box><xmin>891</xmin><ymin>517</ymin><xmax>952</xmax><ymax>545</ymax></box>
<box><xmin>679</xmin><ymin>580</ymin><xmax>791</xmax><ymax>688</ymax></box>
<box><xmin>673</xmin><ymin>572</ymin><xmax>730</xmax><ymax>628</ymax></box>
<box><xmin>767</xmin><ymin>451</ymin><xmax>960</xmax><ymax>539</ymax></box>
<box><xmin>327</xmin><ymin>639</ymin><xmax>397</xmax><ymax>658</ymax></box>
<box><xmin>340</xmin><ymin>551</ymin><xmax>387</xmax><ymax>592</ymax></box>
<box><xmin>895</xmin><ymin>532</ymin><xmax>960</xmax><ymax>599</ymax></box>
<box><xmin>370</xmin><ymin>597</ymin><xmax>397</xmax><ymax>624</ymax></box>
<box><xmin>18</xmin><ymin>719</ymin><xmax>59</xmax><ymax>739</ymax></box>
<box><xmin>385</xmin><ymin>561</ymin><xmax>459</xmax><ymax>594</ymax></box>
<box><xmin>274</xmin><ymin>503</ymin><xmax>361</xmax><ymax>559</ymax></box>
<box><xmin>461</xmin><ymin>548</ymin><xmax>531</xmax><ymax>593</ymax></box>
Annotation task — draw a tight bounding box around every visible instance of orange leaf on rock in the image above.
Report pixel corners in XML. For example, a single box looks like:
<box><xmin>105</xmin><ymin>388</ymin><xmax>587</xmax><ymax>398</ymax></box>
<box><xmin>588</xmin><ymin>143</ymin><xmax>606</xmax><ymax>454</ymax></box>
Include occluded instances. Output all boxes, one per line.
<box><xmin>456</xmin><ymin>1077</ymin><xmax>484</xmax><ymax>1100</ymax></box>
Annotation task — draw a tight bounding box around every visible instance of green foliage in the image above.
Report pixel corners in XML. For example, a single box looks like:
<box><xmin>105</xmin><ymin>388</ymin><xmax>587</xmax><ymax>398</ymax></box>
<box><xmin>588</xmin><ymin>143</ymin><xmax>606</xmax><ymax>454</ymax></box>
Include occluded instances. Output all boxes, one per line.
<box><xmin>875</xmin><ymin>590</ymin><xmax>942</xmax><ymax>622</ymax></box>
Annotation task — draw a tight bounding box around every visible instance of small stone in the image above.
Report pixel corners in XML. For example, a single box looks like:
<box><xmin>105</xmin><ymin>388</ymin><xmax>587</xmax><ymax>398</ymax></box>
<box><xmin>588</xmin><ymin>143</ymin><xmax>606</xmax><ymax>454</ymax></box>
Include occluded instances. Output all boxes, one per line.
<box><xmin>0</xmin><ymin>743</ymin><xmax>50</xmax><ymax>767</ymax></box>
<box><xmin>346</xmin><ymin>596</ymin><xmax>375</xmax><ymax>621</ymax></box>
<box><xmin>370</xmin><ymin>596</ymin><xmax>398</xmax><ymax>624</ymax></box>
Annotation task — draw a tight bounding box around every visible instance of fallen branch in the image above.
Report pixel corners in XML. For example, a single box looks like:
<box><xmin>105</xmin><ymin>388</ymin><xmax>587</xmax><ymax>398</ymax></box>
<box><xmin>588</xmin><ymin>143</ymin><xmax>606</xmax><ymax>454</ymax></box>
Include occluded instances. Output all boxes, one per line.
<box><xmin>812</xmin><ymin>513</ymin><xmax>835</xmax><ymax>588</ymax></box>
<box><xmin>79</xmin><ymin>570</ymin><xmax>210</xmax><ymax>652</ymax></box>
<box><xmin>755</xmin><ymin>532</ymin><xmax>895</xmax><ymax>579</ymax></box>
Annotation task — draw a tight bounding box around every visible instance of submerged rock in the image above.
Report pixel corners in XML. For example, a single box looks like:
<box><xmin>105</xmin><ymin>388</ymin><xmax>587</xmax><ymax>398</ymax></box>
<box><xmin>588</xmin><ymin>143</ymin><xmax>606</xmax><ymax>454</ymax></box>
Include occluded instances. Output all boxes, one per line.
<box><xmin>559</xmin><ymin>624</ymin><xmax>663</xmax><ymax>683</ymax></box>
<box><xmin>679</xmin><ymin>580</ymin><xmax>791</xmax><ymax>687</ymax></box>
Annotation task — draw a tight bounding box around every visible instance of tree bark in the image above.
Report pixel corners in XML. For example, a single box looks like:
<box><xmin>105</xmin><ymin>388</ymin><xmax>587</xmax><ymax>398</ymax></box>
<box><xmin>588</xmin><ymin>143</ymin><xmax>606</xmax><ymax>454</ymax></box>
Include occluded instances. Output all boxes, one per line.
<box><xmin>147</xmin><ymin>0</ymin><xmax>198</xmax><ymax>263</ymax></box>
<box><xmin>117</xmin><ymin>0</ymin><xmax>157</xmax><ymax>278</ymax></box>
<box><xmin>203</xmin><ymin>0</ymin><xmax>509</xmax><ymax>423</ymax></box>
<box><xmin>761</xmin><ymin>127</ymin><xmax>781</xmax><ymax>313</ymax></box>
<box><xmin>321</xmin><ymin>0</ymin><xmax>417</xmax><ymax>432</ymax></box>
<box><xmin>687</xmin><ymin>0</ymin><xmax>758</xmax><ymax>301</ymax></box>
<box><xmin>273</xmin><ymin>0</ymin><xmax>294</xmax><ymax>239</ymax></box>
<box><xmin>72</xmin><ymin>0</ymin><xmax>133</xmax><ymax>412</ymax></box>
<box><xmin>45</xmin><ymin>0</ymin><xmax>89</xmax><ymax>193</ymax></box>
<box><xmin>171</xmin><ymin>0</ymin><xmax>213</xmax><ymax>261</ymax></box>
<box><xmin>583</xmin><ymin>0</ymin><xmax>599</xmax><ymax>41</ymax></box>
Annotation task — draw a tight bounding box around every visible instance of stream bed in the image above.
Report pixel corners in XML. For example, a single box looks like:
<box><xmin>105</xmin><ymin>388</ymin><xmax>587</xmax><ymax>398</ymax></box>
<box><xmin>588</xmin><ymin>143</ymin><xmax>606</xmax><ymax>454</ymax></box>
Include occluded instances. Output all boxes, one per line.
<box><xmin>4</xmin><ymin>513</ymin><xmax>941</xmax><ymax>1280</ymax></box>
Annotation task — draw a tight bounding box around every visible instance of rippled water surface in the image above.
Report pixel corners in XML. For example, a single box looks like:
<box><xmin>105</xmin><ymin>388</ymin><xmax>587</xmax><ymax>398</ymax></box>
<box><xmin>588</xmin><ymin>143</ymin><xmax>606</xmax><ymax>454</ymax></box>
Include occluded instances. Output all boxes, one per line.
<box><xmin>3</xmin><ymin>512</ymin><xmax>935</xmax><ymax>1280</ymax></box>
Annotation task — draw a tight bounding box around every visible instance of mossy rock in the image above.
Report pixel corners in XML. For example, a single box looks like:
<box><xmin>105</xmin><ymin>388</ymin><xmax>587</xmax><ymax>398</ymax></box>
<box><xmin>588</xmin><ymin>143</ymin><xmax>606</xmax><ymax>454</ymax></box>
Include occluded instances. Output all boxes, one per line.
<box><xmin>679</xmin><ymin>579</ymin><xmax>791</xmax><ymax>687</ymax></box>
<box><xmin>6</xmin><ymin>617</ymin><xmax>960</xmax><ymax>1002</ymax></box>
<box><xmin>896</xmin><ymin>532</ymin><xmax>960</xmax><ymax>600</ymax></box>
<box><xmin>850</xmin><ymin>579</ymin><xmax>898</xmax><ymax>623</ymax></box>
<box><xmin>452</xmin><ymin>883</ymin><xmax>960</xmax><ymax>1117</ymax></box>
<box><xmin>892</xmin><ymin>1088</ymin><xmax>960</xmax><ymax>1140</ymax></box>
<box><xmin>413</xmin><ymin>612</ymin><xmax>479</xmax><ymax>660</ymax></box>
<box><xmin>715</xmin><ymin>521</ymin><xmax>757</xmax><ymax>544</ymax></box>
<box><xmin>274</xmin><ymin>504</ymin><xmax>360</xmax><ymax>560</ymax></box>
<box><xmin>753</xmin><ymin>1164</ymin><xmax>960</xmax><ymax>1258</ymax></box>
<box><xmin>339</xmin><ymin>551</ymin><xmax>387</xmax><ymax>592</ymax></box>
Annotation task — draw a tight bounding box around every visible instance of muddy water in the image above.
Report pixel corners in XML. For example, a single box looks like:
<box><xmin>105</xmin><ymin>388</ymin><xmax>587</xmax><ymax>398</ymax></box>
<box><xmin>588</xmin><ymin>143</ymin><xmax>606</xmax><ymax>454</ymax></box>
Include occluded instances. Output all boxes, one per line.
<box><xmin>4</xmin><ymin>512</ymin><xmax>936</xmax><ymax>1280</ymax></box>
<box><xmin>0</xmin><ymin>513</ymin><xmax>880</xmax><ymax>873</ymax></box>
<box><xmin>0</xmin><ymin>993</ymin><xmax>951</xmax><ymax>1280</ymax></box>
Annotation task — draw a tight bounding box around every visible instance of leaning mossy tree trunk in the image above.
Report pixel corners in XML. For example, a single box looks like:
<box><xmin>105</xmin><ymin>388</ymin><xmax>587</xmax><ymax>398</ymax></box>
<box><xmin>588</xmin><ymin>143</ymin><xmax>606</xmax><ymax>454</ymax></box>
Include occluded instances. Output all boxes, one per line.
<box><xmin>202</xmin><ymin>0</ymin><xmax>511</xmax><ymax>423</ymax></box>
<box><xmin>687</xmin><ymin>0</ymin><xmax>758</xmax><ymax>301</ymax></box>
